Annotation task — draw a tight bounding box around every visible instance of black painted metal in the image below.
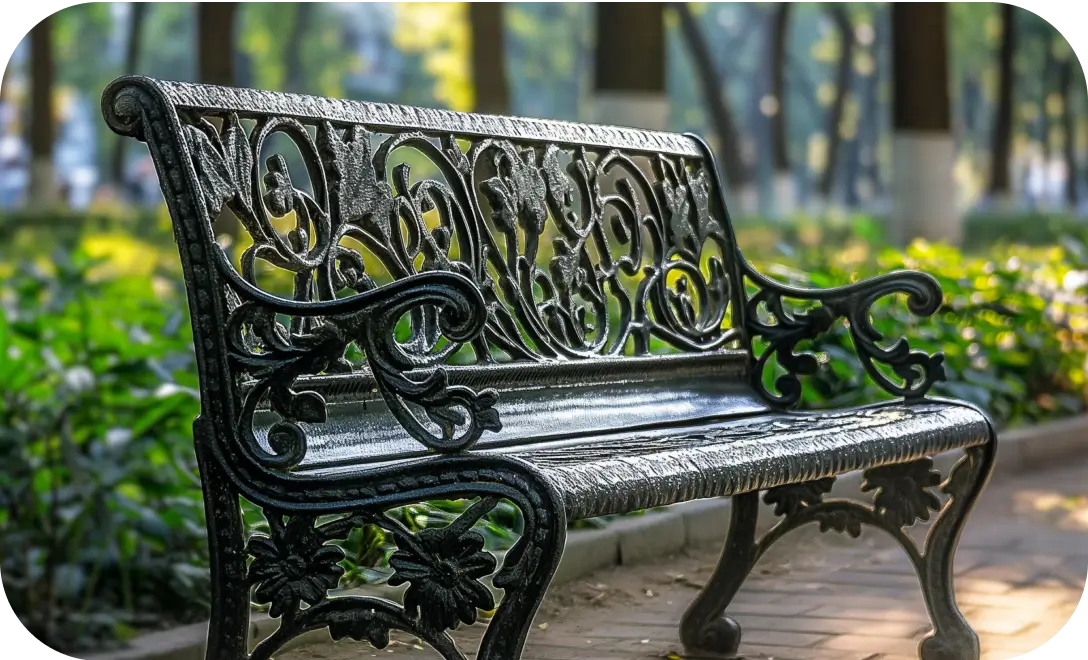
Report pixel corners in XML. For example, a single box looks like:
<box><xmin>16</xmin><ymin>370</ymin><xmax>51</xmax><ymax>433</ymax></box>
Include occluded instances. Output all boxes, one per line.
<box><xmin>102</xmin><ymin>76</ymin><xmax>994</xmax><ymax>660</ymax></box>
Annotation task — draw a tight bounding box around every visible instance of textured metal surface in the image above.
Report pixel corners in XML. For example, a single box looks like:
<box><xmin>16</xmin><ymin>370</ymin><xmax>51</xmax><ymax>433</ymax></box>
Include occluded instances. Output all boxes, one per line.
<box><xmin>511</xmin><ymin>401</ymin><xmax>991</xmax><ymax>520</ymax></box>
<box><xmin>100</xmin><ymin>75</ymin><xmax>991</xmax><ymax>660</ymax></box>
<box><xmin>136</xmin><ymin>77</ymin><xmax>706</xmax><ymax>156</ymax></box>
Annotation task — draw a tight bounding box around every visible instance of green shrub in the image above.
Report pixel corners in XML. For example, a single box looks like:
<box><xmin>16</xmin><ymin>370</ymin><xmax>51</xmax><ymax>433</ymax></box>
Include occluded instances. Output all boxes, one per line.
<box><xmin>0</xmin><ymin>251</ymin><xmax>206</xmax><ymax>652</ymax></box>
<box><xmin>0</xmin><ymin>245</ymin><xmax>524</xmax><ymax>651</ymax></box>
<box><xmin>963</xmin><ymin>213</ymin><xmax>1088</xmax><ymax>252</ymax></box>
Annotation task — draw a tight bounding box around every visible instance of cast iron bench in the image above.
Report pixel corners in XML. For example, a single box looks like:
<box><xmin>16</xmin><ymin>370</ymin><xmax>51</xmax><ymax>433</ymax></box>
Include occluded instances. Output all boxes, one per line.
<box><xmin>103</xmin><ymin>76</ymin><xmax>995</xmax><ymax>660</ymax></box>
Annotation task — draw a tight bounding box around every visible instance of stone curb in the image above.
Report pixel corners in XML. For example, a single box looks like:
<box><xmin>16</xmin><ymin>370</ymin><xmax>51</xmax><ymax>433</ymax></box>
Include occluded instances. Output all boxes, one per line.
<box><xmin>80</xmin><ymin>414</ymin><xmax>1088</xmax><ymax>660</ymax></box>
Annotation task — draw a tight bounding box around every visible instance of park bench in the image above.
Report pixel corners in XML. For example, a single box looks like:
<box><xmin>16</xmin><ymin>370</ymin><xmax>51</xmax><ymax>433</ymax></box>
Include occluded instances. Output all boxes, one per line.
<box><xmin>103</xmin><ymin>75</ymin><xmax>995</xmax><ymax>660</ymax></box>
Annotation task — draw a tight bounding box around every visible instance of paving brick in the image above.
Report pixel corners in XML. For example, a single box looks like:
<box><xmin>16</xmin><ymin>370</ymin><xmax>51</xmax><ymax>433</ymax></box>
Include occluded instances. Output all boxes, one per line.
<box><xmin>969</xmin><ymin>611</ymin><xmax>1039</xmax><ymax>636</ymax></box>
<box><xmin>732</xmin><ymin>614</ymin><xmax>924</xmax><ymax>638</ymax></box>
<box><xmin>818</xmin><ymin>633</ymin><xmax>920</xmax><ymax>656</ymax></box>
<box><xmin>734</xmin><ymin>643</ymin><xmax>874</xmax><ymax>660</ymax></box>
<box><xmin>803</xmin><ymin>604</ymin><xmax>931</xmax><ymax>624</ymax></box>
<box><xmin>741</xmin><ymin>629</ymin><xmax>831</xmax><ymax>648</ymax></box>
<box><xmin>957</xmin><ymin>586</ymin><xmax>1074</xmax><ymax>609</ymax></box>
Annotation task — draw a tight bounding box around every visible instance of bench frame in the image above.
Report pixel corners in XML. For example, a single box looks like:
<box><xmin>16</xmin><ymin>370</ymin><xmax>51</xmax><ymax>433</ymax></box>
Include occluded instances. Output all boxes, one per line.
<box><xmin>103</xmin><ymin>76</ymin><xmax>994</xmax><ymax>660</ymax></box>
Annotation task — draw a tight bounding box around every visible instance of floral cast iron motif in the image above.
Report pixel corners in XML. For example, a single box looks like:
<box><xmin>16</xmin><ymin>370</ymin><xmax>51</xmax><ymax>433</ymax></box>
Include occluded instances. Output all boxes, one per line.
<box><xmin>760</xmin><ymin>453</ymin><xmax>972</xmax><ymax>552</ymax></box>
<box><xmin>245</xmin><ymin>497</ymin><xmax>508</xmax><ymax>659</ymax></box>
<box><xmin>181</xmin><ymin>112</ymin><xmax>739</xmax><ymax>468</ymax></box>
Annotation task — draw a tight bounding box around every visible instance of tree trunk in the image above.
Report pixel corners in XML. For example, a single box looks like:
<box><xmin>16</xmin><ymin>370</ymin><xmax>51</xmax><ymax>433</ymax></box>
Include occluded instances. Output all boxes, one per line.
<box><xmin>283</xmin><ymin>3</ymin><xmax>313</xmax><ymax>93</ymax></box>
<box><xmin>891</xmin><ymin>3</ymin><xmax>958</xmax><ymax>245</ymax></box>
<box><xmin>671</xmin><ymin>2</ymin><xmax>753</xmax><ymax>209</ymax></box>
<box><xmin>866</xmin><ymin>9</ymin><xmax>886</xmax><ymax>199</ymax></box>
<box><xmin>469</xmin><ymin>3</ymin><xmax>510</xmax><ymax>115</ymax></box>
<box><xmin>111</xmin><ymin>3</ymin><xmax>148</xmax><ymax>186</ymax></box>
<box><xmin>197</xmin><ymin>3</ymin><xmax>238</xmax><ymax>87</ymax></box>
<box><xmin>1059</xmin><ymin>58</ymin><xmax>1078</xmax><ymax>208</ymax></box>
<box><xmin>844</xmin><ymin>121</ymin><xmax>863</xmax><ymax>207</ymax></box>
<box><xmin>817</xmin><ymin>5</ymin><xmax>855</xmax><ymax>201</ymax></box>
<box><xmin>1041</xmin><ymin>48</ymin><xmax>1055</xmax><ymax>161</ymax></box>
<box><xmin>770</xmin><ymin>4</ymin><xmax>794</xmax><ymax>215</ymax></box>
<box><xmin>962</xmin><ymin>75</ymin><xmax>981</xmax><ymax>137</ymax></box>
<box><xmin>987</xmin><ymin>3</ymin><xmax>1016</xmax><ymax>206</ymax></box>
<box><xmin>0</xmin><ymin>36</ymin><xmax>14</xmax><ymax>104</ymax></box>
<box><xmin>1036</xmin><ymin>35</ymin><xmax>1058</xmax><ymax>210</ymax></box>
<box><xmin>197</xmin><ymin>3</ymin><xmax>240</xmax><ymax>242</ymax></box>
<box><xmin>28</xmin><ymin>15</ymin><xmax>57</xmax><ymax>208</ymax></box>
<box><xmin>594</xmin><ymin>3</ymin><xmax>667</xmax><ymax>131</ymax></box>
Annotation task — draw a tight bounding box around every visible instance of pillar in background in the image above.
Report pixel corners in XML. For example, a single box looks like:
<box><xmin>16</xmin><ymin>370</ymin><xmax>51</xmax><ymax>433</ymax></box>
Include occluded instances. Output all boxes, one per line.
<box><xmin>890</xmin><ymin>3</ymin><xmax>961</xmax><ymax>246</ymax></box>
<box><xmin>593</xmin><ymin>3</ymin><xmax>667</xmax><ymax>131</ymax></box>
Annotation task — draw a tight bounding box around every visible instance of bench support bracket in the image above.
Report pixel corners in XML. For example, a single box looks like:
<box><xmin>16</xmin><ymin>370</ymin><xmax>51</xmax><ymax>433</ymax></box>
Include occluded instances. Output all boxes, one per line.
<box><xmin>680</xmin><ymin>439</ymin><xmax>994</xmax><ymax>659</ymax></box>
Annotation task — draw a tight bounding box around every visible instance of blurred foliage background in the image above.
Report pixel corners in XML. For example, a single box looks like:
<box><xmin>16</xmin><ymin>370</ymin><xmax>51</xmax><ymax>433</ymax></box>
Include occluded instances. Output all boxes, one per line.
<box><xmin>2</xmin><ymin>2</ymin><xmax>1088</xmax><ymax>653</ymax></box>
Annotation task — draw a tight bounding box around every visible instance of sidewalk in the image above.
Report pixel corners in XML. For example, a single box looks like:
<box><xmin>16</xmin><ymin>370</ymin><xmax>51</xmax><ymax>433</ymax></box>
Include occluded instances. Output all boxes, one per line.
<box><xmin>281</xmin><ymin>456</ymin><xmax>1088</xmax><ymax>660</ymax></box>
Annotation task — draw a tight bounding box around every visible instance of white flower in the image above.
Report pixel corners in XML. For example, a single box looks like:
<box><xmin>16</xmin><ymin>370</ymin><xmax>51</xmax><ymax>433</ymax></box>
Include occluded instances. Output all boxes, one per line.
<box><xmin>128</xmin><ymin>325</ymin><xmax>152</xmax><ymax>345</ymax></box>
<box><xmin>63</xmin><ymin>366</ymin><xmax>95</xmax><ymax>393</ymax></box>
<box><xmin>105</xmin><ymin>428</ymin><xmax>133</xmax><ymax>448</ymax></box>
<box><xmin>1062</xmin><ymin>270</ymin><xmax>1088</xmax><ymax>293</ymax></box>
<box><xmin>41</xmin><ymin>347</ymin><xmax>63</xmax><ymax>372</ymax></box>
<box><xmin>155</xmin><ymin>382</ymin><xmax>199</xmax><ymax>400</ymax></box>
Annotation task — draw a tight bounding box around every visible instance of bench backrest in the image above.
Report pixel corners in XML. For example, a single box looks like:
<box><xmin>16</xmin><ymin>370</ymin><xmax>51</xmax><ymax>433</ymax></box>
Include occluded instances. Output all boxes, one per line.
<box><xmin>103</xmin><ymin>77</ymin><xmax>766</xmax><ymax>473</ymax></box>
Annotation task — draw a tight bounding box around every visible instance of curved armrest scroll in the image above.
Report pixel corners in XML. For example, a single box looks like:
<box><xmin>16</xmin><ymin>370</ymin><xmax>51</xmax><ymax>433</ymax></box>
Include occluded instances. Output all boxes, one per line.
<box><xmin>743</xmin><ymin>261</ymin><xmax>946</xmax><ymax>408</ymax></box>
<box><xmin>229</xmin><ymin>270</ymin><xmax>499</xmax><ymax>470</ymax></box>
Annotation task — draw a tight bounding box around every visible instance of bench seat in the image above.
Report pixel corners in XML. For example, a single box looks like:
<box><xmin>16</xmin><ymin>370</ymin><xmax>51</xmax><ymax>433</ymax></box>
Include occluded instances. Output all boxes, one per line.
<box><xmin>301</xmin><ymin>400</ymin><xmax>989</xmax><ymax>520</ymax></box>
<box><xmin>510</xmin><ymin>401</ymin><xmax>990</xmax><ymax>519</ymax></box>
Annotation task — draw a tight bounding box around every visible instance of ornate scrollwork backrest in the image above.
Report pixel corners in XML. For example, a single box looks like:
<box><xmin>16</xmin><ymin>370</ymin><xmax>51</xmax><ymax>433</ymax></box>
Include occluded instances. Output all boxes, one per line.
<box><xmin>103</xmin><ymin>77</ymin><xmax>746</xmax><ymax>471</ymax></box>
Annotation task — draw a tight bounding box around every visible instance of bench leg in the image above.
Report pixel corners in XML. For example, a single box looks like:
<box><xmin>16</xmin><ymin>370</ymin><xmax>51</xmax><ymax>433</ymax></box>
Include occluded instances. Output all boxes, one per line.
<box><xmin>196</xmin><ymin>450</ymin><xmax>252</xmax><ymax>660</ymax></box>
<box><xmin>208</xmin><ymin>458</ymin><xmax>564</xmax><ymax>660</ymax></box>
<box><xmin>914</xmin><ymin>440</ymin><xmax>994</xmax><ymax>660</ymax></box>
<box><xmin>681</xmin><ymin>440</ymin><xmax>995</xmax><ymax>660</ymax></box>
<box><xmin>679</xmin><ymin>491</ymin><xmax>760</xmax><ymax>657</ymax></box>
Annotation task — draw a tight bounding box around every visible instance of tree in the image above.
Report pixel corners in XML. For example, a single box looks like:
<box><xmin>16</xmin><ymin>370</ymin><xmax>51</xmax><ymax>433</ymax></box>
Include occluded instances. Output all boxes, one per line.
<box><xmin>28</xmin><ymin>16</ymin><xmax>57</xmax><ymax>208</ymax></box>
<box><xmin>890</xmin><ymin>3</ymin><xmax>958</xmax><ymax>245</ymax></box>
<box><xmin>861</xmin><ymin>8</ymin><xmax>886</xmax><ymax>201</ymax></box>
<box><xmin>283</xmin><ymin>3</ymin><xmax>313</xmax><ymax>93</ymax></box>
<box><xmin>987</xmin><ymin>3</ymin><xmax>1016</xmax><ymax>206</ymax></box>
<box><xmin>0</xmin><ymin>33</ymin><xmax>19</xmax><ymax>105</ymax></box>
<box><xmin>594</xmin><ymin>3</ymin><xmax>667</xmax><ymax>130</ymax></box>
<box><xmin>469</xmin><ymin>2</ymin><xmax>510</xmax><ymax>115</ymax></box>
<box><xmin>1058</xmin><ymin>56</ymin><xmax>1079</xmax><ymax>208</ymax></box>
<box><xmin>671</xmin><ymin>3</ymin><xmax>754</xmax><ymax>211</ymax></box>
<box><xmin>770</xmin><ymin>4</ymin><xmax>793</xmax><ymax>214</ymax></box>
<box><xmin>816</xmin><ymin>5</ymin><xmax>855</xmax><ymax>203</ymax></box>
<box><xmin>197</xmin><ymin>3</ymin><xmax>238</xmax><ymax>87</ymax></box>
<box><xmin>196</xmin><ymin>3</ymin><xmax>240</xmax><ymax>241</ymax></box>
<box><xmin>111</xmin><ymin>3</ymin><xmax>148</xmax><ymax>186</ymax></box>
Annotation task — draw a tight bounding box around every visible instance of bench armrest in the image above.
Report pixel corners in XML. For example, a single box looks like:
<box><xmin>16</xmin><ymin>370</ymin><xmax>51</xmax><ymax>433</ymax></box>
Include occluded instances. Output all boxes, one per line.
<box><xmin>224</xmin><ymin>266</ymin><xmax>499</xmax><ymax>469</ymax></box>
<box><xmin>741</xmin><ymin>260</ymin><xmax>945</xmax><ymax>408</ymax></box>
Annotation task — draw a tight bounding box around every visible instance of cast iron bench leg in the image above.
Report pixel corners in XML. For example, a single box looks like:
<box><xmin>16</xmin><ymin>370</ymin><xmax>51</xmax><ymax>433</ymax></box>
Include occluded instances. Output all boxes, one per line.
<box><xmin>196</xmin><ymin>440</ymin><xmax>567</xmax><ymax>660</ymax></box>
<box><xmin>679</xmin><ymin>491</ymin><xmax>758</xmax><ymax>657</ymax></box>
<box><xmin>681</xmin><ymin>437</ymin><xmax>995</xmax><ymax>660</ymax></box>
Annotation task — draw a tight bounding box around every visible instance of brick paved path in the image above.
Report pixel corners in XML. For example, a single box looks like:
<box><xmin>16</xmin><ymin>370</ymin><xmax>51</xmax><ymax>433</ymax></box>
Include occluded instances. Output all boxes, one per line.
<box><xmin>282</xmin><ymin>457</ymin><xmax>1088</xmax><ymax>660</ymax></box>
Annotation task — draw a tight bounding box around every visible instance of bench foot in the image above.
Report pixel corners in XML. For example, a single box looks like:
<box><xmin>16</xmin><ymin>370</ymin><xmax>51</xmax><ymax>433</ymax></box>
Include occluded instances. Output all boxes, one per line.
<box><xmin>682</xmin><ymin>615</ymin><xmax>743</xmax><ymax>657</ymax></box>
<box><xmin>681</xmin><ymin>438</ymin><xmax>994</xmax><ymax>660</ymax></box>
